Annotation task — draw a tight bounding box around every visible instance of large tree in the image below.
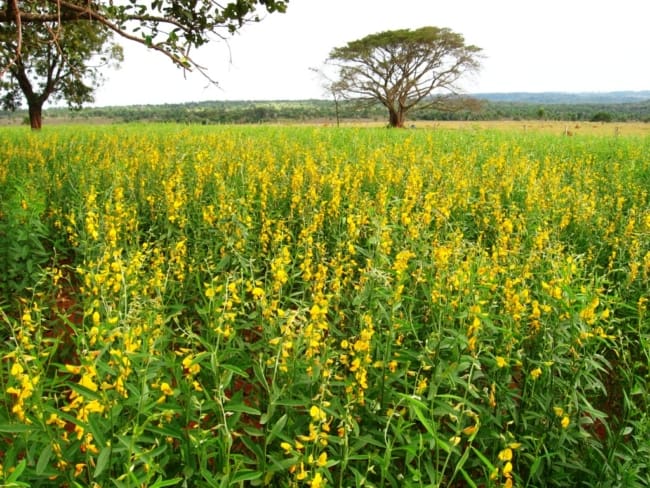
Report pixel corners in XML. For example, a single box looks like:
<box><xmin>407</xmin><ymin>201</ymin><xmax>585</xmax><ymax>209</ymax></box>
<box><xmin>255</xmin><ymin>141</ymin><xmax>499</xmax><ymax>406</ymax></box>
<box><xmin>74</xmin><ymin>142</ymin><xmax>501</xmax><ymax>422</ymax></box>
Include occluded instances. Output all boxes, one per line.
<box><xmin>327</xmin><ymin>26</ymin><xmax>482</xmax><ymax>128</ymax></box>
<box><xmin>0</xmin><ymin>0</ymin><xmax>289</xmax><ymax>127</ymax></box>
<box><xmin>0</xmin><ymin>19</ymin><xmax>122</xmax><ymax>129</ymax></box>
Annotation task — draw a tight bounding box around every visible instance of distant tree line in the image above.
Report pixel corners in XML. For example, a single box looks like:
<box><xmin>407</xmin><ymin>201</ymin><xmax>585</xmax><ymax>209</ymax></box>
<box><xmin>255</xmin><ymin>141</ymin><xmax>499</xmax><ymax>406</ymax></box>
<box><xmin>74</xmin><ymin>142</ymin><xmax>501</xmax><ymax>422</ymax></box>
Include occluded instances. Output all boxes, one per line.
<box><xmin>453</xmin><ymin>100</ymin><xmax>650</xmax><ymax>122</ymax></box>
<box><xmin>3</xmin><ymin>97</ymin><xmax>650</xmax><ymax>125</ymax></box>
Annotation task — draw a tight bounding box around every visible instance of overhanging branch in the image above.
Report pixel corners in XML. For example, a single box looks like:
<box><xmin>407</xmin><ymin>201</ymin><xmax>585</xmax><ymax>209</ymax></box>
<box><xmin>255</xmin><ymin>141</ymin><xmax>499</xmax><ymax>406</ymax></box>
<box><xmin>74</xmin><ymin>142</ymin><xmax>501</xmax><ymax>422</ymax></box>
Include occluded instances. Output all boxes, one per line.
<box><xmin>0</xmin><ymin>0</ymin><xmax>23</xmax><ymax>79</ymax></box>
<box><xmin>0</xmin><ymin>0</ymin><xmax>275</xmax><ymax>85</ymax></box>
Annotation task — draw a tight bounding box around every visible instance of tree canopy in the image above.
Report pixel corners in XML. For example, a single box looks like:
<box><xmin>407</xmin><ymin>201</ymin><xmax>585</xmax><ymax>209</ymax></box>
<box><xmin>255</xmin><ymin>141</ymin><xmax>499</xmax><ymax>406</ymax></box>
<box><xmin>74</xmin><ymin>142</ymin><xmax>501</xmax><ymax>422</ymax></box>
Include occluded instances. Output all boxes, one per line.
<box><xmin>1</xmin><ymin>1</ymin><xmax>289</xmax><ymax>75</ymax></box>
<box><xmin>0</xmin><ymin>0</ymin><xmax>289</xmax><ymax>127</ymax></box>
<box><xmin>1</xmin><ymin>18</ymin><xmax>122</xmax><ymax>128</ymax></box>
<box><xmin>327</xmin><ymin>26</ymin><xmax>482</xmax><ymax>127</ymax></box>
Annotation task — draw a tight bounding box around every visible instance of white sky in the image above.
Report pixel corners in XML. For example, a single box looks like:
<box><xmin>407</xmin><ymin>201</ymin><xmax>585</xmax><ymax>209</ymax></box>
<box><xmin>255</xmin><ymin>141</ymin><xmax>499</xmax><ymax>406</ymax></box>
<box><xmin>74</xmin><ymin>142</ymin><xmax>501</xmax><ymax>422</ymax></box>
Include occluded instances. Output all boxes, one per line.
<box><xmin>93</xmin><ymin>0</ymin><xmax>650</xmax><ymax>106</ymax></box>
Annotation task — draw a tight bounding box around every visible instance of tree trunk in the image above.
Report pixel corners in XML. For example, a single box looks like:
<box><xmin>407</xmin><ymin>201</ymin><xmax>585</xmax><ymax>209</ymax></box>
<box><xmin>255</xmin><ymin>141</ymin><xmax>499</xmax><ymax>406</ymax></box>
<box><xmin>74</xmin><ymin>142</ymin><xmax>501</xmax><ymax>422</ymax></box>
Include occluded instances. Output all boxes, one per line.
<box><xmin>28</xmin><ymin>102</ymin><xmax>43</xmax><ymax>130</ymax></box>
<box><xmin>388</xmin><ymin>108</ymin><xmax>405</xmax><ymax>128</ymax></box>
<box><xmin>334</xmin><ymin>97</ymin><xmax>340</xmax><ymax>127</ymax></box>
<box><xmin>13</xmin><ymin>61</ymin><xmax>47</xmax><ymax>130</ymax></box>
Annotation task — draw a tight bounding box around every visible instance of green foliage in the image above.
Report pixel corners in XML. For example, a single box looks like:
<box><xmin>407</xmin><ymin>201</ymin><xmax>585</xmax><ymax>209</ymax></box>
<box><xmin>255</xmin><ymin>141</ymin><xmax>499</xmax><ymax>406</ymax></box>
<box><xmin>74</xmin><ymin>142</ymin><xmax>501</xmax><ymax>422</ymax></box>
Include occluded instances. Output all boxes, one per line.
<box><xmin>329</xmin><ymin>26</ymin><xmax>480</xmax><ymax>62</ymax></box>
<box><xmin>14</xmin><ymin>92</ymin><xmax>649</xmax><ymax>125</ymax></box>
<box><xmin>0</xmin><ymin>16</ymin><xmax>123</xmax><ymax>128</ymax></box>
<box><xmin>591</xmin><ymin>111</ymin><xmax>613</xmax><ymax>123</ymax></box>
<box><xmin>327</xmin><ymin>26</ymin><xmax>482</xmax><ymax>127</ymax></box>
<box><xmin>0</xmin><ymin>125</ymin><xmax>649</xmax><ymax>486</ymax></box>
<box><xmin>0</xmin><ymin>0</ymin><xmax>289</xmax><ymax>127</ymax></box>
<box><xmin>0</xmin><ymin>180</ymin><xmax>51</xmax><ymax>304</ymax></box>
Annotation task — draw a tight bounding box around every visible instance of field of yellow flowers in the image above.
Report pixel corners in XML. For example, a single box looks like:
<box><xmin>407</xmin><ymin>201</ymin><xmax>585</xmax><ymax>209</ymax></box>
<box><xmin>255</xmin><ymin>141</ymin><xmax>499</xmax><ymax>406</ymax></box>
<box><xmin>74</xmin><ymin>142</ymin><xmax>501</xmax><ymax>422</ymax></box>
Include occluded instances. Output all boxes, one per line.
<box><xmin>1</xmin><ymin>124</ymin><xmax>649</xmax><ymax>487</ymax></box>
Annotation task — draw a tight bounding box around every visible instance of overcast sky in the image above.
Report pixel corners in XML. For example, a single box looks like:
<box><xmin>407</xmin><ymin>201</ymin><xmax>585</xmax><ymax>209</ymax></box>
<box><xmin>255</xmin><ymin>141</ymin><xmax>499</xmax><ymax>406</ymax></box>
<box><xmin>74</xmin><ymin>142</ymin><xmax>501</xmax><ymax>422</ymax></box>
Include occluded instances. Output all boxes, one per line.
<box><xmin>92</xmin><ymin>0</ymin><xmax>650</xmax><ymax>106</ymax></box>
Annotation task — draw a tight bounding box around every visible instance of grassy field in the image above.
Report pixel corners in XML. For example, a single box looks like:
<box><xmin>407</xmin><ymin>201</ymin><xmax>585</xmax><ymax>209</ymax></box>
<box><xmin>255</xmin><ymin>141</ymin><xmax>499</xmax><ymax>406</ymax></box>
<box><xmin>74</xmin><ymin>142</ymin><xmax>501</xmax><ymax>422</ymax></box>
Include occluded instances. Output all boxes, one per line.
<box><xmin>1</xmin><ymin>124</ymin><xmax>649</xmax><ymax>487</ymax></box>
<box><xmin>420</xmin><ymin>120</ymin><xmax>650</xmax><ymax>137</ymax></box>
<box><xmin>326</xmin><ymin>120</ymin><xmax>650</xmax><ymax>137</ymax></box>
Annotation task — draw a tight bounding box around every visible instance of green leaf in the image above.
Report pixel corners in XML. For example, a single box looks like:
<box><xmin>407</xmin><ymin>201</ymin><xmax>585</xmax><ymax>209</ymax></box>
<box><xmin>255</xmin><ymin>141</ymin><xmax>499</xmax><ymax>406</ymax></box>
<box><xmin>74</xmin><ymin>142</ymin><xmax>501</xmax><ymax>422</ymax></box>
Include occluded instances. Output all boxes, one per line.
<box><xmin>36</xmin><ymin>444</ymin><xmax>53</xmax><ymax>475</ymax></box>
<box><xmin>0</xmin><ymin>423</ymin><xmax>34</xmax><ymax>433</ymax></box>
<box><xmin>216</xmin><ymin>254</ymin><xmax>231</xmax><ymax>272</ymax></box>
<box><xmin>241</xmin><ymin>435</ymin><xmax>265</xmax><ymax>464</ymax></box>
<box><xmin>459</xmin><ymin>467</ymin><xmax>478</xmax><ymax>488</ymax></box>
<box><xmin>145</xmin><ymin>424</ymin><xmax>182</xmax><ymax>440</ymax></box>
<box><xmin>94</xmin><ymin>446</ymin><xmax>112</xmax><ymax>479</ymax></box>
<box><xmin>266</xmin><ymin>413</ymin><xmax>287</xmax><ymax>443</ymax></box>
<box><xmin>6</xmin><ymin>459</ymin><xmax>27</xmax><ymax>482</ymax></box>
<box><xmin>397</xmin><ymin>394</ymin><xmax>436</xmax><ymax>437</ymax></box>
<box><xmin>150</xmin><ymin>477</ymin><xmax>184</xmax><ymax>488</ymax></box>
<box><xmin>68</xmin><ymin>383</ymin><xmax>103</xmax><ymax>402</ymax></box>
<box><xmin>530</xmin><ymin>456</ymin><xmax>542</xmax><ymax>478</ymax></box>
<box><xmin>87</xmin><ymin>413</ymin><xmax>107</xmax><ymax>448</ymax></box>
<box><xmin>226</xmin><ymin>402</ymin><xmax>261</xmax><ymax>415</ymax></box>
<box><xmin>221</xmin><ymin>363</ymin><xmax>249</xmax><ymax>378</ymax></box>
<box><xmin>452</xmin><ymin>447</ymin><xmax>471</xmax><ymax>483</ymax></box>
<box><xmin>471</xmin><ymin>446</ymin><xmax>496</xmax><ymax>472</ymax></box>
<box><xmin>242</xmin><ymin>425</ymin><xmax>264</xmax><ymax>437</ymax></box>
<box><xmin>230</xmin><ymin>469</ymin><xmax>262</xmax><ymax>484</ymax></box>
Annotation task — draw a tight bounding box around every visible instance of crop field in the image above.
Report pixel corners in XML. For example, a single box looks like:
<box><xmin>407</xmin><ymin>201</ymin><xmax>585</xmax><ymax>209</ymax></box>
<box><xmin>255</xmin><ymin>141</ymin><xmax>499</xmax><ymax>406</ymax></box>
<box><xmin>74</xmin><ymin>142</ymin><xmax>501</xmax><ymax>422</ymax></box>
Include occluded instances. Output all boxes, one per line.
<box><xmin>1</xmin><ymin>124</ymin><xmax>649</xmax><ymax>487</ymax></box>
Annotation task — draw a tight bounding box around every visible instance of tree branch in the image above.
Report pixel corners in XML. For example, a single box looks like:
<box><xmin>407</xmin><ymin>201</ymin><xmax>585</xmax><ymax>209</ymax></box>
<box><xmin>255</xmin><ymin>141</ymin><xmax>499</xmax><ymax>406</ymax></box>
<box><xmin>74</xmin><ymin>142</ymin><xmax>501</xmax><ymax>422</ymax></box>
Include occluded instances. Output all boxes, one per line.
<box><xmin>0</xmin><ymin>0</ymin><xmax>22</xmax><ymax>79</ymax></box>
<box><xmin>55</xmin><ymin>0</ymin><xmax>220</xmax><ymax>82</ymax></box>
<box><xmin>0</xmin><ymin>0</ymin><xmax>245</xmax><ymax>84</ymax></box>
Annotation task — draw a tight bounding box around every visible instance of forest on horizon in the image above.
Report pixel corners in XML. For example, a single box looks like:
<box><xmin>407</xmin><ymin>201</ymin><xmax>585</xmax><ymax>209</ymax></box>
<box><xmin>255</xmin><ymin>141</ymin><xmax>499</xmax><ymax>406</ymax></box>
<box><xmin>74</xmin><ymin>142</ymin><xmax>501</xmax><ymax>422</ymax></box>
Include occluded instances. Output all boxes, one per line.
<box><xmin>2</xmin><ymin>90</ymin><xmax>650</xmax><ymax>125</ymax></box>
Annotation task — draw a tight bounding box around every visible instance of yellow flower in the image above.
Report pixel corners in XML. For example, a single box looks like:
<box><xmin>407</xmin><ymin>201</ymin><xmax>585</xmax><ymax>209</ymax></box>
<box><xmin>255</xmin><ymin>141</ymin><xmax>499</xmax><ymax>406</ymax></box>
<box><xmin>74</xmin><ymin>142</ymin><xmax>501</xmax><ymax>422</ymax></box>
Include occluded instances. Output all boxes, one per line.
<box><xmin>46</xmin><ymin>413</ymin><xmax>66</xmax><ymax>429</ymax></box>
<box><xmin>160</xmin><ymin>382</ymin><xmax>174</xmax><ymax>396</ymax></box>
<box><xmin>561</xmin><ymin>415</ymin><xmax>570</xmax><ymax>429</ymax></box>
<box><xmin>498</xmin><ymin>448</ymin><xmax>513</xmax><ymax>462</ymax></box>
<box><xmin>10</xmin><ymin>362</ymin><xmax>24</xmax><ymax>377</ymax></box>
<box><xmin>501</xmin><ymin>218</ymin><xmax>514</xmax><ymax>234</ymax></box>
<box><xmin>316</xmin><ymin>452</ymin><xmax>328</xmax><ymax>467</ymax></box>
<box><xmin>311</xmin><ymin>472</ymin><xmax>326</xmax><ymax>488</ymax></box>
<box><xmin>388</xmin><ymin>360</ymin><xmax>398</xmax><ymax>373</ymax></box>
<box><xmin>182</xmin><ymin>356</ymin><xmax>201</xmax><ymax>375</ymax></box>
<box><xmin>296</xmin><ymin>462</ymin><xmax>308</xmax><ymax>481</ymax></box>
<box><xmin>530</xmin><ymin>367</ymin><xmax>542</xmax><ymax>380</ymax></box>
<box><xmin>280</xmin><ymin>442</ymin><xmax>293</xmax><ymax>455</ymax></box>
<box><xmin>393</xmin><ymin>250</ymin><xmax>415</xmax><ymax>275</ymax></box>
<box><xmin>79</xmin><ymin>371</ymin><xmax>99</xmax><ymax>392</ymax></box>
<box><xmin>84</xmin><ymin>400</ymin><xmax>105</xmax><ymax>414</ymax></box>
<box><xmin>496</xmin><ymin>356</ymin><xmax>508</xmax><ymax>368</ymax></box>
<box><xmin>462</xmin><ymin>424</ymin><xmax>478</xmax><ymax>436</ymax></box>
<box><xmin>468</xmin><ymin>335</ymin><xmax>478</xmax><ymax>353</ymax></box>
<box><xmin>74</xmin><ymin>463</ymin><xmax>86</xmax><ymax>477</ymax></box>
<box><xmin>309</xmin><ymin>405</ymin><xmax>326</xmax><ymax>422</ymax></box>
<box><xmin>416</xmin><ymin>377</ymin><xmax>428</xmax><ymax>395</ymax></box>
<box><xmin>349</xmin><ymin>357</ymin><xmax>361</xmax><ymax>372</ymax></box>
